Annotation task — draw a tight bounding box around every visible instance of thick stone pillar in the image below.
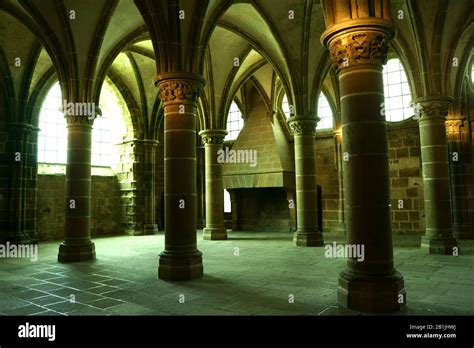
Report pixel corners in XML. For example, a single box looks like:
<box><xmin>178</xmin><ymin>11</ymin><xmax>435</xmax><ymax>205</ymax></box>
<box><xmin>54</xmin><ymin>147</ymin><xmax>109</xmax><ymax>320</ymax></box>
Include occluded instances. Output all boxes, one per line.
<box><xmin>155</xmin><ymin>73</ymin><xmax>204</xmax><ymax>281</ymax></box>
<box><xmin>58</xmin><ymin>115</ymin><xmax>95</xmax><ymax>262</ymax></box>
<box><xmin>321</xmin><ymin>1</ymin><xmax>405</xmax><ymax>312</ymax></box>
<box><xmin>199</xmin><ymin>129</ymin><xmax>227</xmax><ymax>240</ymax></box>
<box><xmin>143</xmin><ymin>140</ymin><xmax>159</xmax><ymax>235</ymax></box>
<box><xmin>288</xmin><ymin>117</ymin><xmax>323</xmax><ymax>246</ymax></box>
<box><xmin>446</xmin><ymin>118</ymin><xmax>474</xmax><ymax>239</ymax></box>
<box><xmin>1</xmin><ymin>124</ymin><xmax>38</xmax><ymax>244</ymax></box>
<box><xmin>413</xmin><ymin>98</ymin><xmax>459</xmax><ymax>252</ymax></box>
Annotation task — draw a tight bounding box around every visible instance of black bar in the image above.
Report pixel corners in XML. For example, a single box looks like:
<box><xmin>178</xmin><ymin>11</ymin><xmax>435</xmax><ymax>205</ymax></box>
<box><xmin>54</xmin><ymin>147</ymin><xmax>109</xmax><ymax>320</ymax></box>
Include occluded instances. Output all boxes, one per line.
<box><xmin>0</xmin><ymin>315</ymin><xmax>473</xmax><ymax>346</ymax></box>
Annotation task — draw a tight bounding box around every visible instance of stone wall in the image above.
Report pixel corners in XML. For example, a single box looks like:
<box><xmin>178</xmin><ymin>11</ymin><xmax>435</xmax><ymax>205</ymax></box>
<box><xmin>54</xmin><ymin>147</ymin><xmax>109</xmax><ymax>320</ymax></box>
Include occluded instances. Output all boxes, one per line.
<box><xmin>224</xmin><ymin>110</ymin><xmax>426</xmax><ymax>235</ymax></box>
<box><xmin>387</xmin><ymin>120</ymin><xmax>425</xmax><ymax>234</ymax></box>
<box><xmin>315</xmin><ymin>132</ymin><xmax>339</xmax><ymax>231</ymax></box>
<box><xmin>36</xmin><ymin>171</ymin><xmax>123</xmax><ymax>241</ymax></box>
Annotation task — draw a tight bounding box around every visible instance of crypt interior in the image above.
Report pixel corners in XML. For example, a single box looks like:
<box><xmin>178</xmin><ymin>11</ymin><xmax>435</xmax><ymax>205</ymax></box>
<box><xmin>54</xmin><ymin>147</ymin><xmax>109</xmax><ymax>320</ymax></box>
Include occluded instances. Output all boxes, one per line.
<box><xmin>0</xmin><ymin>0</ymin><xmax>473</xmax><ymax>316</ymax></box>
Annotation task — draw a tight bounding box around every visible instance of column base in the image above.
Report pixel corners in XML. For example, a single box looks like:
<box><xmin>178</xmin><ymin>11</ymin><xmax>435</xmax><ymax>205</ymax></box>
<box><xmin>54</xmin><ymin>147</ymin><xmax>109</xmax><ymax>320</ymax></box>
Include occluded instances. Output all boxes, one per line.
<box><xmin>143</xmin><ymin>224</ymin><xmax>159</xmax><ymax>235</ymax></box>
<box><xmin>420</xmin><ymin>236</ymin><xmax>459</xmax><ymax>255</ymax></box>
<box><xmin>338</xmin><ymin>270</ymin><xmax>406</xmax><ymax>313</ymax></box>
<box><xmin>293</xmin><ymin>231</ymin><xmax>324</xmax><ymax>247</ymax></box>
<box><xmin>158</xmin><ymin>250</ymin><xmax>203</xmax><ymax>281</ymax></box>
<box><xmin>58</xmin><ymin>242</ymin><xmax>96</xmax><ymax>263</ymax></box>
<box><xmin>203</xmin><ymin>227</ymin><xmax>227</xmax><ymax>240</ymax></box>
<box><xmin>453</xmin><ymin>223</ymin><xmax>474</xmax><ymax>240</ymax></box>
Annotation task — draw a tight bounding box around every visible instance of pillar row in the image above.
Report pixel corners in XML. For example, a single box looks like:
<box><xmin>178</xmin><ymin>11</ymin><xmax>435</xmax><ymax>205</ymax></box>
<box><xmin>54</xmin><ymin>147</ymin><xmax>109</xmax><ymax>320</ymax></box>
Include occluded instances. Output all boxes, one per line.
<box><xmin>414</xmin><ymin>97</ymin><xmax>459</xmax><ymax>253</ymax></box>
<box><xmin>199</xmin><ymin>129</ymin><xmax>227</xmax><ymax>240</ymax></box>
<box><xmin>58</xmin><ymin>115</ymin><xmax>95</xmax><ymax>262</ymax></box>
<box><xmin>288</xmin><ymin>117</ymin><xmax>323</xmax><ymax>246</ymax></box>
<box><xmin>155</xmin><ymin>72</ymin><xmax>204</xmax><ymax>281</ymax></box>
<box><xmin>321</xmin><ymin>3</ymin><xmax>405</xmax><ymax>312</ymax></box>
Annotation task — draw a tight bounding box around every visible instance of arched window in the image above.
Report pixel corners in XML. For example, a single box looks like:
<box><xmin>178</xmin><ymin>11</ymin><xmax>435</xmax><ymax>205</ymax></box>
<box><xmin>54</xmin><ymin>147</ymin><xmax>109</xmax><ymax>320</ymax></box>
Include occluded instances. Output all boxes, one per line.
<box><xmin>282</xmin><ymin>94</ymin><xmax>291</xmax><ymax>118</ymax></box>
<box><xmin>317</xmin><ymin>92</ymin><xmax>333</xmax><ymax>130</ymax></box>
<box><xmin>38</xmin><ymin>82</ymin><xmax>67</xmax><ymax>164</ymax></box>
<box><xmin>38</xmin><ymin>81</ymin><xmax>126</xmax><ymax>166</ymax></box>
<box><xmin>382</xmin><ymin>58</ymin><xmax>414</xmax><ymax>122</ymax></box>
<box><xmin>225</xmin><ymin>101</ymin><xmax>244</xmax><ymax>141</ymax></box>
<box><xmin>224</xmin><ymin>189</ymin><xmax>231</xmax><ymax>213</ymax></box>
<box><xmin>281</xmin><ymin>92</ymin><xmax>333</xmax><ymax>130</ymax></box>
<box><xmin>94</xmin><ymin>81</ymin><xmax>127</xmax><ymax>166</ymax></box>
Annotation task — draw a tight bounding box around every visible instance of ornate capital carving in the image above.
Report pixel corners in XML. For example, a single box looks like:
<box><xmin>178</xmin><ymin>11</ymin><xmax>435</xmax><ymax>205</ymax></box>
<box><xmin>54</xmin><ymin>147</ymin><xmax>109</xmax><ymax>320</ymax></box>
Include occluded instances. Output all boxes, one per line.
<box><xmin>155</xmin><ymin>73</ymin><xmax>205</xmax><ymax>104</ymax></box>
<box><xmin>288</xmin><ymin>117</ymin><xmax>318</xmax><ymax>136</ymax></box>
<box><xmin>445</xmin><ymin>119</ymin><xmax>464</xmax><ymax>133</ymax></box>
<box><xmin>327</xmin><ymin>31</ymin><xmax>390</xmax><ymax>73</ymax></box>
<box><xmin>412</xmin><ymin>97</ymin><xmax>452</xmax><ymax>121</ymax></box>
<box><xmin>64</xmin><ymin>115</ymin><xmax>95</xmax><ymax>126</ymax></box>
<box><xmin>199</xmin><ymin>129</ymin><xmax>227</xmax><ymax>145</ymax></box>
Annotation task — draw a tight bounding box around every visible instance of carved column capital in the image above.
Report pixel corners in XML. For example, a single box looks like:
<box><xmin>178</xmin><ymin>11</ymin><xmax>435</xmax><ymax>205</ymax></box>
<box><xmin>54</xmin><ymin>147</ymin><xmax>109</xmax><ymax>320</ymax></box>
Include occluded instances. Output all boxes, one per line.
<box><xmin>412</xmin><ymin>97</ymin><xmax>452</xmax><ymax>121</ymax></box>
<box><xmin>445</xmin><ymin>119</ymin><xmax>465</xmax><ymax>133</ymax></box>
<box><xmin>288</xmin><ymin>117</ymin><xmax>318</xmax><ymax>136</ymax></box>
<box><xmin>64</xmin><ymin>115</ymin><xmax>95</xmax><ymax>127</ymax></box>
<box><xmin>199</xmin><ymin>129</ymin><xmax>227</xmax><ymax>145</ymax></box>
<box><xmin>325</xmin><ymin>30</ymin><xmax>391</xmax><ymax>73</ymax></box>
<box><xmin>155</xmin><ymin>72</ymin><xmax>205</xmax><ymax>105</ymax></box>
<box><xmin>62</xmin><ymin>102</ymin><xmax>101</xmax><ymax>126</ymax></box>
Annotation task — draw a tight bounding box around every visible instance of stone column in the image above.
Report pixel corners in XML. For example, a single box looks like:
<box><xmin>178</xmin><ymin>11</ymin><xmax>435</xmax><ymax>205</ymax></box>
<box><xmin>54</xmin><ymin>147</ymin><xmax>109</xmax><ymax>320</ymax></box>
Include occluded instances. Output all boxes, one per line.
<box><xmin>413</xmin><ymin>98</ymin><xmax>459</xmax><ymax>252</ymax></box>
<box><xmin>196</xmin><ymin>144</ymin><xmax>205</xmax><ymax>230</ymax></box>
<box><xmin>155</xmin><ymin>72</ymin><xmax>204</xmax><ymax>281</ymax></box>
<box><xmin>321</xmin><ymin>1</ymin><xmax>405</xmax><ymax>312</ymax></box>
<box><xmin>333</xmin><ymin>128</ymin><xmax>346</xmax><ymax>234</ymax></box>
<box><xmin>58</xmin><ymin>115</ymin><xmax>95</xmax><ymax>262</ymax></box>
<box><xmin>1</xmin><ymin>123</ymin><xmax>38</xmax><ymax>244</ymax></box>
<box><xmin>199</xmin><ymin>129</ymin><xmax>227</xmax><ymax>240</ymax></box>
<box><xmin>446</xmin><ymin>118</ymin><xmax>473</xmax><ymax>239</ymax></box>
<box><xmin>288</xmin><ymin>117</ymin><xmax>323</xmax><ymax>246</ymax></box>
<box><xmin>142</xmin><ymin>140</ymin><xmax>159</xmax><ymax>235</ymax></box>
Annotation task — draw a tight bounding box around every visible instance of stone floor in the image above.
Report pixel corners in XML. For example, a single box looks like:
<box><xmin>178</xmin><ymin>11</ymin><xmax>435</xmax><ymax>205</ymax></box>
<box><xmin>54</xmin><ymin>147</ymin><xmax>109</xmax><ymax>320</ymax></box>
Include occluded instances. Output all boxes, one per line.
<box><xmin>0</xmin><ymin>231</ymin><xmax>473</xmax><ymax>316</ymax></box>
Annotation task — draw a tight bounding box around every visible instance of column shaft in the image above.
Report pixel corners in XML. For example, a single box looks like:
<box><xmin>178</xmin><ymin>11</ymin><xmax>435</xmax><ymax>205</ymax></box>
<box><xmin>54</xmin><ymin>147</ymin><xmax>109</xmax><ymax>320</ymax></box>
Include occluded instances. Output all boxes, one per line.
<box><xmin>143</xmin><ymin>141</ymin><xmax>158</xmax><ymax>235</ymax></box>
<box><xmin>58</xmin><ymin>116</ymin><xmax>95</xmax><ymax>262</ymax></box>
<box><xmin>200</xmin><ymin>129</ymin><xmax>227</xmax><ymax>240</ymax></box>
<box><xmin>1</xmin><ymin>124</ymin><xmax>37</xmax><ymax>244</ymax></box>
<box><xmin>289</xmin><ymin>118</ymin><xmax>323</xmax><ymax>246</ymax></box>
<box><xmin>334</xmin><ymin>129</ymin><xmax>346</xmax><ymax>234</ymax></box>
<box><xmin>447</xmin><ymin>119</ymin><xmax>474</xmax><ymax>239</ymax></box>
<box><xmin>415</xmin><ymin>98</ymin><xmax>458</xmax><ymax>254</ymax></box>
<box><xmin>156</xmin><ymin>73</ymin><xmax>204</xmax><ymax>281</ymax></box>
<box><xmin>322</xmin><ymin>9</ymin><xmax>405</xmax><ymax>312</ymax></box>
